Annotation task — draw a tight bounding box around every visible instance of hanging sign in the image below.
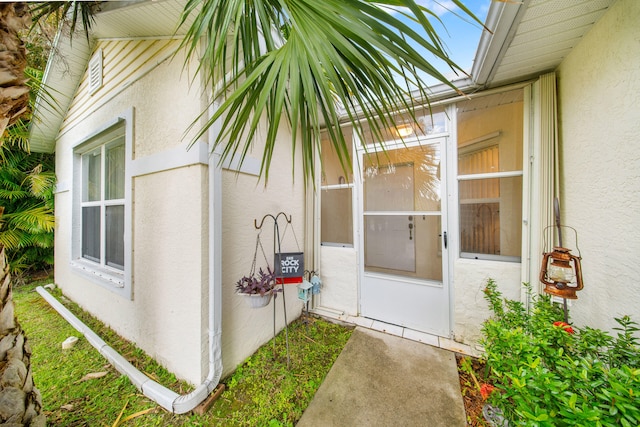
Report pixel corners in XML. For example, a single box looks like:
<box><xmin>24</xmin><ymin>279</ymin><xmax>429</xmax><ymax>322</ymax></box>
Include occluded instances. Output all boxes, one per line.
<box><xmin>275</xmin><ymin>252</ymin><xmax>304</xmax><ymax>284</ymax></box>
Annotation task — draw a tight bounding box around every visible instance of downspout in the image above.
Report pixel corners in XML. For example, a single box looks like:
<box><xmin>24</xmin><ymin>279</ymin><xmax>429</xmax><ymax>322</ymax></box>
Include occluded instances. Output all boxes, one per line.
<box><xmin>35</xmin><ymin>115</ymin><xmax>224</xmax><ymax>415</ymax></box>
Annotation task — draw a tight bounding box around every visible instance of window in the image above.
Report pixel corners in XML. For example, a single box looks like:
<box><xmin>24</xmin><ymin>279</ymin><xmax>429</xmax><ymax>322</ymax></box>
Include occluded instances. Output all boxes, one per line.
<box><xmin>320</xmin><ymin>129</ymin><xmax>353</xmax><ymax>247</ymax></box>
<box><xmin>81</xmin><ymin>133</ymin><xmax>125</xmax><ymax>269</ymax></box>
<box><xmin>357</xmin><ymin>108</ymin><xmax>447</xmax><ymax>144</ymax></box>
<box><xmin>456</xmin><ymin>90</ymin><xmax>523</xmax><ymax>261</ymax></box>
<box><xmin>73</xmin><ymin>115</ymin><xmax>131</xmax><ymax>294</ymax></box>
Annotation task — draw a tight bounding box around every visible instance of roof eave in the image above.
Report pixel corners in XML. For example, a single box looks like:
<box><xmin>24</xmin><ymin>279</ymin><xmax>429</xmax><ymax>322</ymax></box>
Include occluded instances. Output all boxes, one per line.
<box><xmin>29</xmin><ymin>27</ymin><xmax>91</xmax><ymax>153</ymax></box>
<box><xmin>470</xmin><ymin>0</ymin><xmax>526</xmax><ymax>88</ymax></box>
<box><xmin>29</xmin><ymin>0</ymin><xmax>187</xmax><ymax>153</ymax></box>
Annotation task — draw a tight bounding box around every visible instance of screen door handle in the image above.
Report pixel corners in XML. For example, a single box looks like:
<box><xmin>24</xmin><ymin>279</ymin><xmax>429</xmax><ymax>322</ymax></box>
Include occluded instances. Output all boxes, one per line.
<box><xmin>440</xmin><ymin>231</ymin><xmax>448</xmax><ymax>249</ymax></box>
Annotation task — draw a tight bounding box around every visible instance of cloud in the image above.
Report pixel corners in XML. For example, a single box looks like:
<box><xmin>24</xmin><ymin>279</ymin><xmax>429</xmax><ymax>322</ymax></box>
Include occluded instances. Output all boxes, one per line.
<box><xmin>416</xmin><ymin>1</ymin><xmax>460</xmax><ymax>17</ymax></box>
<box><xmin>377</xmin><ymin>1</ymin><xmax>460</xmax><ymax>18</ymax></box>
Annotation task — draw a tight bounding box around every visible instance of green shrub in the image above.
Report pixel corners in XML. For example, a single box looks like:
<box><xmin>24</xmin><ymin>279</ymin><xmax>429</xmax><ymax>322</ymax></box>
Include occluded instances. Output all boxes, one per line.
<box><xmin>481</xmin><ymin>279</ymin><xmax>640</xmax><ymax>426</ymax></box>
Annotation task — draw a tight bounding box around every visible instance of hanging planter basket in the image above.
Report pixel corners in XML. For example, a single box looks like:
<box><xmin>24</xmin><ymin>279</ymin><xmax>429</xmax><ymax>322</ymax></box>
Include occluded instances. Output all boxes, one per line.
<box><xmin>235</xmin><ymin>235</ymin><xmax>279</xmax><ymax>309</ymax></box>
<box><xmin>238</xmin><ymin>291</ymin><xmax>273</xmax><ymax>309</ymax></box>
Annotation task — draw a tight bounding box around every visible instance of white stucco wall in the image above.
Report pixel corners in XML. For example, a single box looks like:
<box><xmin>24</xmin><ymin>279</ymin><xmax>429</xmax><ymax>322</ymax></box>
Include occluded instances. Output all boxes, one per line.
<box><xmin>556</xmin><ymin>0</ymin><xmax>640</xmax><ymax>333</ymax></box>
<box><xmin>55</xmin><ymin>35</ymin><xmax>308</xmax><ymax>384</ymax></box>
<box><xmin>452</xmin><ymin>259</ymin><xmax>522</xmax><ymax>346</ymax></box>
<box><xmin>220</xmin><ymin>120</ymin><xmax>305</xmax><ymax>377</ymax></box>
<box><xmin>54</xmin><ymin>41</ymin><xmax>209</xmax><ymax>384</ymax></box>
<box><xmin>318</xmin><ymin>246</ymin><xmax>359</xmax><ymax>316</ymax></box>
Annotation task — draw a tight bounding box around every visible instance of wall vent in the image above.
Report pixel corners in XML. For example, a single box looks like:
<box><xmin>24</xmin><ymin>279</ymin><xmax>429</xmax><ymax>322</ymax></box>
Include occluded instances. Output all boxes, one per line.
<box><xmin>88</xmin><ymin>49</ymin><xmax>103</xmax><ymax>94</ymax></box>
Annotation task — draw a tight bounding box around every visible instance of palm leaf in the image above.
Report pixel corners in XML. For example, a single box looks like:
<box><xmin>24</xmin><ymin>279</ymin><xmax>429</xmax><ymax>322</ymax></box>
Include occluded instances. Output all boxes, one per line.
<box><xmin>2</xmin><ymin>118</ymin><xmax>31</xmax><ymax>152</ymax></box>
<box><xmin>0</xmin><ymin>188</ymin><xmax>31</xmax><ymax>202</ymax></box>
<box><xmin>25</xmin><ymin>66</ymin><xmax>64</xmax><ymax>119</ymax></box>
<box><xmin>25</xmin><ymin>168</ymin><xmax>56</xmax><ymax>199</ymax></box>
<box><xmin>2</xmin><ymin>205</ymin><xmax>55</xmax><ymax>234</ymax></box>
<box><xmin>0</xmin><ymin>228</ymin><xmax>25</xmax><ymax>250</ymax></box>
<box><xmin>29</xmin><ymin>1</ymin><xmax>100</xmax><ymax>41</ymax></box>
<box><xmin>179</xmin><ymin>0</ymin><xmax>480</xmax><ymax>183</ymax></box>
<box><xmin>28</xmin><ymin>231</ymin><xmax>54</xmax><ymax>249</ymax></box>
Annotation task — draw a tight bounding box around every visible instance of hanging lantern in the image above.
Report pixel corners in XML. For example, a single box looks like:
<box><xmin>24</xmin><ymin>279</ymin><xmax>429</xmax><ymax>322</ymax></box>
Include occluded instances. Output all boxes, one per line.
<box><xmin>539</xmin><ymin>246</ymin><xmax>584</xmax><ymax>299</ymax></box>
<box><xmin>310</xmin><ymin>274</ymin><xmax>322</xmax><ymax>295</ymax></box>
<box><xmin>297</xmin><ymin>280</ymin><xmax>313</xmax><ymax>303</ymax></box>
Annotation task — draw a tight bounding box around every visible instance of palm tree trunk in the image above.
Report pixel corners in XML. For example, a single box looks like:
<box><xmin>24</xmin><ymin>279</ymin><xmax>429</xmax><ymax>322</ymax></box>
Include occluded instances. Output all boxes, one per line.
<box><xmin>0</xmin><ymin>208</ymin><xmax>45</xmax><ymax>425</ymax></box>
<box><xmin>0</xmin><ymin>2</ymin><xmax>31</xmax><ymax>138</ymax></box>
<box><xmin>0</xmin><ymin>4</ymin><xmax>48</xmax><ymax>424</ymax></box>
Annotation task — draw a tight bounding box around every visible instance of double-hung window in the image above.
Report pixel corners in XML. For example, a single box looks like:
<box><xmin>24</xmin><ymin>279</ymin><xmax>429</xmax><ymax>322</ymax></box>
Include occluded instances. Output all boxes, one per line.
<box><xmin>73</xmin><ymin>117</ymin><xmax>130</xmax><ymax>294</ymax></box>
<box><xmin>456</xmin><ymin>89</ymin><xmax>524</xmax><ymax>262</ymax></box>
<box><xmin>81</xmin><ymin>128</ymin><xmax>125</xmax><ymax>270</ymax></box>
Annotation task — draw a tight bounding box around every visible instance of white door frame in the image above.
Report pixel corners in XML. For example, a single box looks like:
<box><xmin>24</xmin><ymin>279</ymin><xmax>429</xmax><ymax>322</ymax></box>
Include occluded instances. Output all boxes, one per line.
<box><xmin>354</xmin><ymin>132</ymin><xmax>453</xmax><ymax>336</ymax></box>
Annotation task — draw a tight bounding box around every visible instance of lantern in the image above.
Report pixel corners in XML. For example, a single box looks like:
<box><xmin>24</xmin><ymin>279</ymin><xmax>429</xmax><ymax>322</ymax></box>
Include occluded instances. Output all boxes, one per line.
<box><xmin>297</xmin><ymin>280</ymin><xmax>313</xmax><ymax>303</ymax></box>
<box><xmin>539</xmin><ymin>246</ymin><xmax>584</xmax><ymax>299</ymax></box>
<box><xmin>310</xmin><ymin>274</ymin><xmax>322</xmax><ymax>295</ymax></box>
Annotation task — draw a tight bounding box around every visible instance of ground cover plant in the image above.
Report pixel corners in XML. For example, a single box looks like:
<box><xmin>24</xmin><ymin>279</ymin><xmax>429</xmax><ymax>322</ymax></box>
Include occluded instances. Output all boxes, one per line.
<box><xmin>15</xmin><ymin>274</ymin><xmax>353</xmax><ymax>426</ymax></box>
<box><xmin>479</xmin><ymin>279</ymin><xmax>640</xmax><ymax>426</ymax></box>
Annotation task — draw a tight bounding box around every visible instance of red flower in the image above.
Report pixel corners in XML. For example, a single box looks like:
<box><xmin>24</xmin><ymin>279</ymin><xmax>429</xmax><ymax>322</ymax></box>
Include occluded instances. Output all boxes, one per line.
<box><xmin>480</xmin><ymin>383</ymin><xmax>495</xmax><ymax>400</ymax></box>
<box><xmin>553</xmin><ymin>321</ymin><xmax>575</xmax><ymax>334</ymax></box>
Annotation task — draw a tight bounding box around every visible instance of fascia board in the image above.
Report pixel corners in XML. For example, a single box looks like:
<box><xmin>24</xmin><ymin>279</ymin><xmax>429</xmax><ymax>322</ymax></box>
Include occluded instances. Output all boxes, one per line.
<box><xmin>30</xmin><ymin>27</ymin><xmax>91</xmax><ymax>153</ymax></box>
<box><xmin>471</xmin><ymin>0</ymin><xmax>526</xmax><ymax>87</ymax></box>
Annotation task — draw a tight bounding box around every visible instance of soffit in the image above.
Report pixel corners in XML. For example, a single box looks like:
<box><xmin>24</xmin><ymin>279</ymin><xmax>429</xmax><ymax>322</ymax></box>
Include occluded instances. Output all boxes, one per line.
<box><xmin>91</xmin><ymin>0</ymin><xmax>193</xmax><ymax>39</ymax></box>
<box><xmin>29</xmin><ymin>0</ymin><xmax>193</xmax><ymax>153</ymax></box>
<box><xmin>478</xmin><ymin>0</ymin><xmax>616</xmax><ymax>87</ymax></box>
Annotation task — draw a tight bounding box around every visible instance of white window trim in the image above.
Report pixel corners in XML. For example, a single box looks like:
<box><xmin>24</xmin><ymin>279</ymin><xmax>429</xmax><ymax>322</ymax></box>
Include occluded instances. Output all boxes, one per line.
<box><xmin>320</xmin><ymin>183</ymin><xmax>355</xmax><ymax>248</ymax></box>
<box><xmin>71</xmin><ymin>108</ymin><xmax>133</xmax><ymax>299</ymax></box>
<box><xmin>456</xmin><ymin>165</ymin><xmax>524</xmax><ymax>263</ymax></box>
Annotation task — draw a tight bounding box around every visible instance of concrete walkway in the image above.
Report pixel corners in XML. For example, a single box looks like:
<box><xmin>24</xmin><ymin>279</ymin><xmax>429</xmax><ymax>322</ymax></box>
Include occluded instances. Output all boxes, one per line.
<box><xmin>297</xmin><ymin>327</ymin><xmax>467</xmax><ymax>427</ymax></box>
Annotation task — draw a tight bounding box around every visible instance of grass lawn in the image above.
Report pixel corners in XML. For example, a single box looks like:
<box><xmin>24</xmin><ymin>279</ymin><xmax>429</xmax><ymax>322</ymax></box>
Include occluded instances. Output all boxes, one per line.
<box><xmin>14</xmin><ymin>273</ymin><xmax>353</xmax><ymax>426</ymax></box>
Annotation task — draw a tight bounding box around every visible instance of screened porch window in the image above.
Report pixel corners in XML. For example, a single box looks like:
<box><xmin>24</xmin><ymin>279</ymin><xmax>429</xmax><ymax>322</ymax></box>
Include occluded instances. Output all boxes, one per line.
<box><xmin>320</xmin><ymin>130</ymin><xmax>353</xmax><ymax>247</ymax></box>
<box><xmin>457</xmin><ymin>89</ymin><xmax>523</xmax><ymax>261</ymax></box>
<box><xmin>80</xmin><ymin>126</ymin><xmax>125</xmax><ymax>270</ymax></box>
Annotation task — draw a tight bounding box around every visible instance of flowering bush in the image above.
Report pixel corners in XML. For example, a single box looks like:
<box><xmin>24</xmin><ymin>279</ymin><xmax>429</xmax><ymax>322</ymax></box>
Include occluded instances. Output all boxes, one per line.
<box><xmin>552</xmin><ymin>321</ymin><xmax>575</xmax><ymax>334</ymax></box>
<box><xmin>481</xmin><ymin>279</ymin><xmax>640</xmax><ymax>426</ymax></box>
<box><xmin>480</xmin><ymin>383</ymin><xmax>496</xmax><ymax>400</ymax></box>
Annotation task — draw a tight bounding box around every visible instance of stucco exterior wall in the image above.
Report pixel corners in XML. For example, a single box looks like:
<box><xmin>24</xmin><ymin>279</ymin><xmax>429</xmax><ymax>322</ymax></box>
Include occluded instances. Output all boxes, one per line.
<box><xmin>54</xmin><ymin>40</ymin><xmax>209</xmax><ymax>384</ymax></box>
<box><xmin>318</xmin><ymin>246</ymin><xmax>359</xmax><ymax>316</ymax></box>
<box><xmin>556</xmin><ymin>0</ymin><xmax>640</xmax><ymax>332</ymax></box>
<box><xmin>452</xmin><ymin>259</ymin><xmax>522</xmax><ymax>346</ymax></box>
<box><xmin>220</xmin><ymin>120</ymin><xmax>305</xmax><ymax>377</ymax></box>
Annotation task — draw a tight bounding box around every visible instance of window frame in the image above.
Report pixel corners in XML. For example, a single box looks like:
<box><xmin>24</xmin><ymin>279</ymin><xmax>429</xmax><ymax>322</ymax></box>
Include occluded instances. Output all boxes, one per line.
<box><xmin>71</xmin><ymin>109</ymin><xmax>133</xmax><ymax>298</ymax></box>
<box><xmin>320</xmin><ymin>183</ymin><xmax>355</xmax><ymax>248</ymax></box>
<box><xmin>458</xmin><ymin>172</ymin><xmax>523</xmax><ymax>262</ymax></box>
<box><xmin>456</xmin><ymin>129</ymin><xmax>524</xmax><ymax>263</ymax></box>
<box><xmin>319</xmin><ymin>131</ymin><xmax>356</xmax><ymax>248</ymax></box>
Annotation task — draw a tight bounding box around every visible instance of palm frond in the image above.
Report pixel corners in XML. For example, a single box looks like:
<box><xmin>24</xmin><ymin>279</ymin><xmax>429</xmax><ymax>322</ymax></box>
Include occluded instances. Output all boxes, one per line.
<box><xmin>0</xmin><ymin>228</ymin><xmax>25</xmax><ymax>250</ymax></box>
<box><xmin>25</xmin><ymin>231</ymin><xmax>54</xmax><ymax>249</ymax></box>
<box><xmin>179</xmin><ymin>0</ymin><xmax>480</xmax><ymax>183</ymax></box>
<box><xmin>2</xmin><ymin>205</ymin><xmax>55</xmax><ymax>234</ymax></box>
<box><xmin>25</xmin><ymin>168</ymin><xmax>56</xmax><ymax>199</ymax></box>
<box><xmin>0</xmin><ymin>188</ymin><xmax>31</xmax><ymax>202</ymax></box>
<box><xmin>25</xmin><ymin>66</ymin><xmax>64</xmax><ymax>119</ymax></box>
<box><xmin>29</xmin><ymin>1</ymin><xmax>100</xmax><ymax>42</ymax></box>
<box><xmin>2</xmin><ymin>118</ymin><xmax>31</xmax><ymax>152</ymax></box>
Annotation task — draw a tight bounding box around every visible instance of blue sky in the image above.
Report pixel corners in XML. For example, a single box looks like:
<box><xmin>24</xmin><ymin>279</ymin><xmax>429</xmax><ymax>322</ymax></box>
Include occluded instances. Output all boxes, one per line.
<box><xmin>391</xmin><ymin>0</ymin><xmax>492</xmax><ymax>85</ymax></box>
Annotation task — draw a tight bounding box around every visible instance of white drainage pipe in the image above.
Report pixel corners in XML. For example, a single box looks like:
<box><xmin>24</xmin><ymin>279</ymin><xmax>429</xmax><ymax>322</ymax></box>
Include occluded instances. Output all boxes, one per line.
<box><xmin>35</xmin><ymin>142</ymin><xmax>225</xmax><ymax>413</ymax></box>
<box><xmin>36</xmin><ymin>286</ymin><xmax>220</xmax><ymax>413</ymax></box>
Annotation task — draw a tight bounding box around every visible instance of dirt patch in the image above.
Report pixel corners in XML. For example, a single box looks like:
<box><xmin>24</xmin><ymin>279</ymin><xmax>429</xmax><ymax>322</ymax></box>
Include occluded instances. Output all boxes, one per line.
<box><xmin>456</xmin><ymin>354</ymin><xmax>490</xmax><ymax>426</ymax></box>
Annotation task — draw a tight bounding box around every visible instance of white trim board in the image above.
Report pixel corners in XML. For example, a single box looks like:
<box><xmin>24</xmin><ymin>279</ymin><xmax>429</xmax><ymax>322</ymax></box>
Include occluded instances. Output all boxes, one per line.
<box><xmin>130</xmin><ymin>141</ymin><xmax>209</xmax><ymax>177</ymax></box>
